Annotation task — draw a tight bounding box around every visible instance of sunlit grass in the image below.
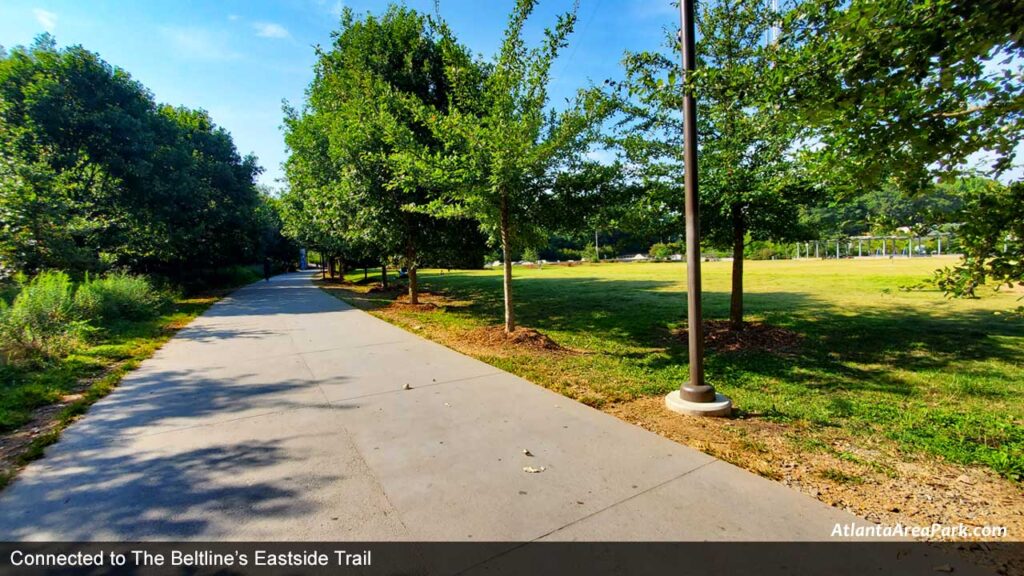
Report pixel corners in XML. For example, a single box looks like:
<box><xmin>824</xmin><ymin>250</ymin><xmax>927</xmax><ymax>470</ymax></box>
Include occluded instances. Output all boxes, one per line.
<box><xmin>0</xmin><ymin>292</ymin><xmax>226</xmax><ymax>489</ymax></box>
<box><xmin>331</xmin><ymin>257</ymin><xmax>1023</xmax><ymax>480</ymax></box>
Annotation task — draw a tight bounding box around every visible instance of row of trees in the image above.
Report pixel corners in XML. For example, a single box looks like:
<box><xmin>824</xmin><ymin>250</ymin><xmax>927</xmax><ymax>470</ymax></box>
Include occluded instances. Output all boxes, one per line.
<box><xmin>281</xmin><ymin>0</ymin><xmax>1023</xmax><ymax>331</ymax></box>
<box><xmin>281</xmin><ymin>3</ymin><xmax>610</xmax><ymax>325</ymax></box>
<box><xmin>0</xmin><ymin>36</ymin><xmax>289</xmax><ymax>282</ymax></box>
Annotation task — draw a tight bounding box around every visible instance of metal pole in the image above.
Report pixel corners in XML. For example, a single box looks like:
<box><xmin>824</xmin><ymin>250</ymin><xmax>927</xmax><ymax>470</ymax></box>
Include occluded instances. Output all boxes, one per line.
<box><xmin>937</xmin><ymin>236</ymin><xmax>942</xmax><ymax>256</ymax></box>
<box><xmin>678</xmin><ymin>0</ymin><xmax>713</xmax><ymax>403</ymax></box>
<box><xmin>595</xmin><ymin>229</ymin><xmax>599</xmax><ymax>262</ymax></box>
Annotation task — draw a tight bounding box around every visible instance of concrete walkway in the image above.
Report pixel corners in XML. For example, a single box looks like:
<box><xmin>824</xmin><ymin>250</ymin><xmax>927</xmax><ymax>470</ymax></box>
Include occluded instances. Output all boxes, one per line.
<box><xmin>0</xmin><ymin>271</ymin><xmax>862</xmax><ymax>541</ymax></box>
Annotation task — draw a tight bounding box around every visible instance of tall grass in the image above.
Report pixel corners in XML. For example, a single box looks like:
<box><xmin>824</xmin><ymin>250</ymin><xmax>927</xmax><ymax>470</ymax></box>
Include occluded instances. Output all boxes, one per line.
<box><xmin>0</xmin><ymin>272</ymin><xmax>86</xmax><ymax>364</ymax></box>
<box><xmin>0</xmin><ymin>271</ymin><xmax>171</xmax><ymax>365</ymax></box>
<box><xmin>74</xmin><ymin>272</ymin><xmax>171</xmax><ymax>323</ymax></box>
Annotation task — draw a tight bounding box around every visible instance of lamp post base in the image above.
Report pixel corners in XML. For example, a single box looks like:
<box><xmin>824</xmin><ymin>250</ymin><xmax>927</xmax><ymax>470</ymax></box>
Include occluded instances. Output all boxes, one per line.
<box><xmin>665</xmin><ymin>390</ymin><xmax>732</xmax><ymax>417</ymax></box>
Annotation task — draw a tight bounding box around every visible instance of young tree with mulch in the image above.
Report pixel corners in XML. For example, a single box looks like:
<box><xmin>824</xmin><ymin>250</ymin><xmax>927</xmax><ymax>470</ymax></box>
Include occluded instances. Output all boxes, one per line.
<box><xmin>614</xmin><ymin>0</ymin><xmax>815</xmax><ymax>329</ymax></box>
<box><xmin>425</xmin><ymin>0</ymin><xmax>613</xmax><ymax>333</ymax></box>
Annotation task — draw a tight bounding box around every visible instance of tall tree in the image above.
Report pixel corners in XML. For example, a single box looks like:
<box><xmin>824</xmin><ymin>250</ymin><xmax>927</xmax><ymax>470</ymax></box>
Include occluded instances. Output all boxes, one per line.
<box><xmin>429</xmin><ymin>0</ymin><xmax>611</xmax><ymax>332</ymax></box>
<box><xmin>0</xmin><ymin>36</ymin><xmax>264</xmax><ymax>278</ymax></box>
<box><xmin>281</xmin><ymin>101</ymin><xmax>353</xmax><ymax>275</ymax></box>
<box><xmin>283</xmin><ymin>6</ymin><xmax>473</xmax><ymax>303</ymax></box>
<box><xmin>616</xmin><ymin>0</ymin><xmax>814</xmax><ymax>328</ymax></box>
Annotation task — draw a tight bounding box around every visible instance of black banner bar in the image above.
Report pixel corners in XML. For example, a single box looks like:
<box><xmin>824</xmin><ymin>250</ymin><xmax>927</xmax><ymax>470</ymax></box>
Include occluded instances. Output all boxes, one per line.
<box><xmin>0</xmin><ymin>542</ymin><xmax>1018</xmax><ymax>576</ymax></box>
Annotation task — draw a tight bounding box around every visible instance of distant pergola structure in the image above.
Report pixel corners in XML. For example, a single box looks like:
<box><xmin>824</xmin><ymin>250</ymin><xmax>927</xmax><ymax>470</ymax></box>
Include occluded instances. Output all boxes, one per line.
<box><xmin>792</xmin><ymin>232</ymin><xmax>959</xmax><ymax>259</ymax></box>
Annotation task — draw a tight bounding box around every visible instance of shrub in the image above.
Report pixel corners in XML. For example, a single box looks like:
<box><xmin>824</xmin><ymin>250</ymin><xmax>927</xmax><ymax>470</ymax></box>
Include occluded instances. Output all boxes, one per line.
<box><xmin>0</xmin><ymin>271</ymin><xmax>86</xmax><ymax>364</ymax></box>
<box><xmin>746</xmin><ymin>240</ymin><xmax>790</xmax><ymax>261</ymax></box>
<box><xmin>651</xmin><ymin>240</ymin><xmax>684</xmax><ymax>259</ymax></box>
<box><xmin>0</xmin><ymin>280</ymin><xmax>19</xmax><ymax>307</ymax></box>
<box><xmin>176</xmin><ymin>265</ymin><xmax>263</xmax><ymax>293</ymax></box>
<box><xmin>582</xmin><ymin>244</ymin><xmax>615</xmax><ymax>262</ymax></box>
<box><xmin>74</xmin><ymin>272</ymin><xmax>170</xmax><ymax>323</ymax></box>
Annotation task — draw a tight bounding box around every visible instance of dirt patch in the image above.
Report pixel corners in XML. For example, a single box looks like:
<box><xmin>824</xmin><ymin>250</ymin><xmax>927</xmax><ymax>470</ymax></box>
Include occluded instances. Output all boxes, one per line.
<box><xmin>386</xmin><ymin>291</ymin><xmax>457</xmax><ymax>312</ymax></box>
<box><xmin>608</xmin><ymin>396</ymin><xmax>1023</xmax><ymax>571</ymax></box>
<box><xmin>673</xmin><ymin>320</ymin><xmax>803</xmax><ymax>354</ymax></box>
<box><xmin>386</xmin><ymin>301</ymin><xmax>439</xmax><ymax>312</ymax></box>
<box><xmin>0</xmin><ymin>401</ymin><xmax>66</xmax><ymax>482</ymax></box>
<box><xmin>367</xmin><ymin>284</ymin><xmax>406</xmax><ymax>296</ymax></box>
<box><xmin>0</xmin><ymin>361</ymin><xmax>126</xmax><ymax>487</ymax></box>
<box><xmin>464</xmin><ymin>326</ymin><xmax>570</xmax><ymax>353</ymax></box>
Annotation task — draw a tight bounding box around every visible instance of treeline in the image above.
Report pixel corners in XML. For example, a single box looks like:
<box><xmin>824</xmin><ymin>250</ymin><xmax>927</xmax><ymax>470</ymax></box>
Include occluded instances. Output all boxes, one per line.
<box><xmin>283</xmin><ymin>0</ymin><xmax>1022</xmax><ymax>330</ymax></box>
<box><xmin>531</xmin><ymin>177</ymin><xmax>998</xmax><ymax>262</ymax></box>
<box><xmin>0</xmin><ymin>35</ymin><xmax>292</xmax><ymax>285</ymax></box>
<box><xmin>281</xmin><ymin>4</ymin><xmax>612</xmax><ymax>327</ymax></box>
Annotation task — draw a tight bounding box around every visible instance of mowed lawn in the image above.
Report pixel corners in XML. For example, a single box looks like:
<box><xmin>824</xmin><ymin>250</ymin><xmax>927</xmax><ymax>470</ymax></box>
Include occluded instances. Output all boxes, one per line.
<box><xmin>337</xmin><ymin>257</ymin><xmax>1023</xmax><ymax>481</ymax></box>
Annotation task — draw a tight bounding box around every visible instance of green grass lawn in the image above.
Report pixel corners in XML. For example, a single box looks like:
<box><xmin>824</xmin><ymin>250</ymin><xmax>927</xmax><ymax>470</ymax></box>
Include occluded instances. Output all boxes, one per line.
<box><xmin>337</xmin><ymin>257</ymin><xmax>1023</xmax><ymax>481</ymax></box>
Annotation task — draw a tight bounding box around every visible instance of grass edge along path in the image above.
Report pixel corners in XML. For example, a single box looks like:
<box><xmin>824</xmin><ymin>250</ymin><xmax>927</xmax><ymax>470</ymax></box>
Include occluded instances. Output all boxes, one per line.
<box><xmin>0</xmin><ymin>288</ymin><xmax>238</xmax><ymax>491</ymax></box>
<box><xmin>316</xmin><ymin>260</ymin><xmax>1023</xmax><ymax>548</ymax></box>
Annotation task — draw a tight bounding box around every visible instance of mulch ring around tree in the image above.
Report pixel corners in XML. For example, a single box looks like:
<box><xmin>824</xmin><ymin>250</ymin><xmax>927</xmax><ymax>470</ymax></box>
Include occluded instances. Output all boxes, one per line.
<box><xmin>385</xmin><ymin>290</ymin><xmax>463</xmax><ymax>312</ymax></box>
<box><xmin>464</xmin><ymin>326</ymin><xmax>572</xmax><ymax>354</ymax></box>
<box><xmin>673</xmin><ymin>320</ymin><xmax>803</xmax><ymax>354</ymax></box>
<box><xmin>367</xmin><ymin>284</ymin><xmax>406</xmax><ymax>295</ymax></box>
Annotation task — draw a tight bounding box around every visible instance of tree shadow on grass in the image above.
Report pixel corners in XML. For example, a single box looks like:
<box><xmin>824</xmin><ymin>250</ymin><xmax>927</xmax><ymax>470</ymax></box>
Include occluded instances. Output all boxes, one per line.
<box><xmin>421</xmin><ymin>274</ymin><xmax>1024</xmax><ymax>399</ymax></box>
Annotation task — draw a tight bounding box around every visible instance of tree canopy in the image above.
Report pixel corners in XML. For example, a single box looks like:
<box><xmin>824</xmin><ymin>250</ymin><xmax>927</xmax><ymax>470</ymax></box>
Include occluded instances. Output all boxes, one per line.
<box><xmin>615</xmin><ymin>0</ymin><xmax>816</xmax><ymax>326</ymax></box>
<box><xmin>0</xmin><ymin>36</ymin><xmax>269</xmax><ymax>279</ymax></box>
<box><xmin>281</xmin><ymin>6</ymin><xmax>486</xmax><ymax>302</ymax></box>
<box><xmin>781</xmin><ymin>0</ymin><xmax>1023</xmax><ymax>189</ymax></box>
<box><xmin>424</xmin><ymin>0</ymin><xmax>613</xmax><ymax>332</ymax></box>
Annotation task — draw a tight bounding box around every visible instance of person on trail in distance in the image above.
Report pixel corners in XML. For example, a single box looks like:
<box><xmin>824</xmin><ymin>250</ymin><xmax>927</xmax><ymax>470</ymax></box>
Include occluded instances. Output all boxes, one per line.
<box><xmin>263</xmin><ymin>257</ymin><xmax>271</xmax><ymax>282</ymax></box>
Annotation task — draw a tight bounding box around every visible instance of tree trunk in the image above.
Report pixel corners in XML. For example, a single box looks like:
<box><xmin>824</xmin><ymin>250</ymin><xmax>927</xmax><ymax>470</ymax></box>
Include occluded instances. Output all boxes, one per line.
<box><xmin>408</xmin><ymin>266</ymin><xmax>418</xmax><ymax>304</ymax></box>
<box><xmin>500</xmin><ymin>192</ymin><xmax>515</xmax><ymax>333</ymax></box>
<box><xmin>381</xmin><ymin>264</ymin><xmax>388</xmax><ymax>289</ymax></box>
<box><xmin>406</xmin><ymin>243</ymin><xmax>419</xmax><ymax>305</ymax></box>
<box><xmin>730</xmin><ymin>204</ymin><xmax>745</xmax><ymax>330</ymax></box>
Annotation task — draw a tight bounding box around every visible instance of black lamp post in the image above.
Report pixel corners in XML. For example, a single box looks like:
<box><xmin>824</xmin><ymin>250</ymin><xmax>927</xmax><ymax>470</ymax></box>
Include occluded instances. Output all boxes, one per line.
<box><xmin>665</xmin><ymin>0</ymin><xmax>732</xmax><ymax>417</ymax></box>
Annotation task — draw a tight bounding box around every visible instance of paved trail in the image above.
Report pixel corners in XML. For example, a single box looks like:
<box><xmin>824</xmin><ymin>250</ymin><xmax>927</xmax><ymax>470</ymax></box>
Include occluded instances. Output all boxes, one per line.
<box><xmin>0</xmin><ymin>271</ymin><xmax>861</xmax><ymax>541</ymax></box>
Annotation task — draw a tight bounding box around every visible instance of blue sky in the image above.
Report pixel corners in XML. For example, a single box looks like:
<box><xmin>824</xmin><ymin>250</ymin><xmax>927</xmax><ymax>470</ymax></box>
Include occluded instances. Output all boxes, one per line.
<box><xmin>0</xmin><ymin>0</ymin><xmax>678</xmax><ymax>189</ymax></box>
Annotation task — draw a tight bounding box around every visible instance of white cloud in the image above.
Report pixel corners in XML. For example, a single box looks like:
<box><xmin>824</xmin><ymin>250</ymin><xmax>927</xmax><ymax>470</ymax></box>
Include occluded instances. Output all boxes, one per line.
<box><xmin>227</xmin><ymin>14</ymin><xmax>240</xmax><ymax>22</ymax></box>
<box><xmin>161</xmin><ymin>26</ymin><xmax>241</xmax><ymax>61</ymax></box>
<box><xmin>253</xmin><ymin>22</ymin><xmax>290</xmax><ymax>39</ymax></box>
<box><xmin>33</xmin><ymin>8</ymin><xmax>57</xmax><ymax>32</ymax></box>
<box><xmin>312</xmin><ymin>0</ymin><xmax>344</xmax><ymax>18</ymax></box>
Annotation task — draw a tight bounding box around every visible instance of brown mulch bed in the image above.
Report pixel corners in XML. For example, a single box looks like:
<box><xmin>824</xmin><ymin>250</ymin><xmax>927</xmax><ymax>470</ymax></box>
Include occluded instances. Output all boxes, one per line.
<box><xmin>464</xmin><ymin>326</ymin><xmax>570</xmax><ymax>353</ymax></box>
<box><xmin>387</xmin><ymin>300</ymin><xmax>441</xmax><ymax>312</ymax></box>
<box><xmin>367</xmin><ymin>284</ymin><xmax>406</xmax><ymax>295</ymax></box>
<box><xmin>673</xmin><ymin>320</ymin><xmax>803</xmax><ymax>354</ymax></box>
